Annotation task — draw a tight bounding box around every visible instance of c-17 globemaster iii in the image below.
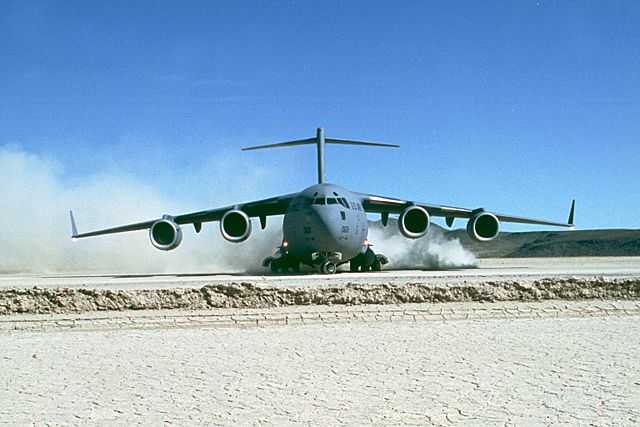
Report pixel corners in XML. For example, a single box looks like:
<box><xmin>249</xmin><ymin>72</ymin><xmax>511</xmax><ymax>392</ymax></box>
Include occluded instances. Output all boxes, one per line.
<box><xmin>70</xmin><ymin>128</ymin><xmax>575</xmax><ymax>274</ymax></box>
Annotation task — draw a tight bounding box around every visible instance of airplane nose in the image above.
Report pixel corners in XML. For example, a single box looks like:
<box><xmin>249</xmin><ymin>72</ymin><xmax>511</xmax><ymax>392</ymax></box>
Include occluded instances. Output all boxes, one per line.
<box><xmin>310</xmin><ymin>207</ymin><xmax>343</xmax><ymax>247</ymax></box>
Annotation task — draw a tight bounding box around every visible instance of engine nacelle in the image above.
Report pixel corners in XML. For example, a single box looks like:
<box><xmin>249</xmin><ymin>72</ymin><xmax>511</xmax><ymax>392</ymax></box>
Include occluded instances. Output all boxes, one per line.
<box><xmin>398</xmin><ymin>205</ymin><xmax>430</xmax><ymax>239</ymax></box>
<box><xmin>220</xmin><ymin>209</ymin><xmax>252</xmax><ymax>243</ymax></box>
<box><xmin>149</xmin><ymin>218</ymin><xmax>183</xmax><ymax>251</ymax></box>
<box><xmin>466</xmin><ymin>212</ymin><xmax>500</xmax><ymax>242</ymax></box>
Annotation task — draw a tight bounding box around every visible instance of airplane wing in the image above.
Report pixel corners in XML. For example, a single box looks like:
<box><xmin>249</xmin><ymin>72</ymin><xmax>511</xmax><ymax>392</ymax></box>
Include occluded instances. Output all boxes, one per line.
<box><xmin>356</xmin><ymin>193</ymin><xmax>575</xmax><ymax>228</ymax></box>
<box><xmin>70</xmin><ymin>192</ymin><xmax>298</xmax><ymax>238</ymax></box>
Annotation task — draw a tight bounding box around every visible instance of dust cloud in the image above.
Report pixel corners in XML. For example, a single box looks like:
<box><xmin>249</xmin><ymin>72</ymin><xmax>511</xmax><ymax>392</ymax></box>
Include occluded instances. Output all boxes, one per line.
<box><xmin>0</xmin><ymin>145</ymin><xmax>281</xmax><ymax>274</ymax></box>
<box><xmin>367</xmin><ymin>222</ymin><xmax>477</xmax><ymax>269</ymax></box>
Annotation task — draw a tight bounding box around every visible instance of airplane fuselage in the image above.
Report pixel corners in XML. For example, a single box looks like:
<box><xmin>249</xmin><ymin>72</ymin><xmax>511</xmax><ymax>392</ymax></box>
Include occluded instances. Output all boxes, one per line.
<box><xmin>282</xmin><ymin>183</ymin><xmax>368</xmax><ymax>266</ymax></box>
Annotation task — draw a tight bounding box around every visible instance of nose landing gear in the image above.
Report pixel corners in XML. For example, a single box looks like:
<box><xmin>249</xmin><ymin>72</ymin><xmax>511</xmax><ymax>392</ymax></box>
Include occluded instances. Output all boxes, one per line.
<box><xmin>320</xmin><ymin>261</ymin><xmax>337</xmax><ymax>274</ymax></box>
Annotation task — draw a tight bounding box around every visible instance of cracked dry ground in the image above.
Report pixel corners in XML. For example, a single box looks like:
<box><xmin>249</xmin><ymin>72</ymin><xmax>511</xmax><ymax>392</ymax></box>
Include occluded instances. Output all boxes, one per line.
<box><xmin>2</xmin><ymin>314</ymin><xmax>640</xmax><ymax>425</ymax></box>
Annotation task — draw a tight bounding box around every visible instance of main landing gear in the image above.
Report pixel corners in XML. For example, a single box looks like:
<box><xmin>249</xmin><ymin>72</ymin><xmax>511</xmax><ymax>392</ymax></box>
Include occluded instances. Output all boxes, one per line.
<box><xmin>263</xmin><ymin>243</ymin><xmax>389</xmax><ymax>275</ymax></box>
<box><xmin>350</xmin><ymin>246</ymin><xmax>389</xmax><ymax>272</ymax></box>
<box><xmin>262</xmin><ymin>242</ymin><xmax>300</xmax><ymax>274</ymax></box>
<box><xmin>263</xmin><ymin>255</ymin><xmax>300</xmax><ymax>274</ymax></box>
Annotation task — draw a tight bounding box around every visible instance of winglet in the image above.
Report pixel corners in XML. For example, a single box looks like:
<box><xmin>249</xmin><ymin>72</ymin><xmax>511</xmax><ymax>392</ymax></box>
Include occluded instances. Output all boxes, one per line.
<box><xmin>568</xmin><ymin>200</ymin><xmax>575</xmax><ymax>227</ymax></box>
<box><xmin>70</xmin><ymin>210</ymin><xmax>79</xmax><ymax>238</ymax></box>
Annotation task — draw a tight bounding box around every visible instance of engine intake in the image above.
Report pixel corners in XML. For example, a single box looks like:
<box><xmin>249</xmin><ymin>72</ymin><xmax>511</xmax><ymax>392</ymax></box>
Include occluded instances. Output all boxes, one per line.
<box><xmin>149</xmin><ymin>218</ymin><xmax>183</xmax><ymax>251</ymax></box>
<box><xmin>221</xmin><ymin>209</ymin><xmax>252</xmax><ymax>243</ymax></box>
<box><xmin>467</xmin><ymin>212</ymin><xmax>500</xmax><ymax>242</ymax></box>
<box><xmin>398</xmin><ymin>205</ymin><xmax>430</xmax><ymax>239</ymax></box>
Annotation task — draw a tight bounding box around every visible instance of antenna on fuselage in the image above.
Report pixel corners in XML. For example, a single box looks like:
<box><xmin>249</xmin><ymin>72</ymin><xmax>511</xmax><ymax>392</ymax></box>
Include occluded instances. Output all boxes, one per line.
<box><xmin>242</xmin><ymin>128</ymin><xmax>399</xmax><ymax>184</ymax></box>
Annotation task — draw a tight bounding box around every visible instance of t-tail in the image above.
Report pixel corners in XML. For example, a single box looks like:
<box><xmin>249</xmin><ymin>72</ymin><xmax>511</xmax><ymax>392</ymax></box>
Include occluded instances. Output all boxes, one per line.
<box><xmin>242</xmin><ymin>128</ymin><xmax>399</xmax><ymax>184</ymax></box>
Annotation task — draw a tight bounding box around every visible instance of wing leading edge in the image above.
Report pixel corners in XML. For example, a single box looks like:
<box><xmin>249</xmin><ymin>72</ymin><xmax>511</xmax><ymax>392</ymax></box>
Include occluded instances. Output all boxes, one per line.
<box><xmin>358</xmin><ymin>193</ymin><xmax>575</xmax><ymax>229</ymax></box>
<box><xmin>70</xmin><ymin>193</ymin><xmax>298</xmax><ymax>239</ymax></box>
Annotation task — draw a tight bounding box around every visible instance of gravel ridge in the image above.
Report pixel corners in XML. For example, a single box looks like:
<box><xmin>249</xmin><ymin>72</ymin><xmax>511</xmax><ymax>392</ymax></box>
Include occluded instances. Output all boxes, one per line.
<box><xmin>2</xmin><ymin>277</ymin><xmax>640</xmax><ymax>315</ymax></box>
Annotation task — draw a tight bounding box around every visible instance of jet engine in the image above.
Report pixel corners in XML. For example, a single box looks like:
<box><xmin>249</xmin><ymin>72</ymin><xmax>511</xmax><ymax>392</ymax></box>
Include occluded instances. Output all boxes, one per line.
<box><xmin>398</xmin><ymin>205</ymin><xmax>430</xmax><ymax>239</ymax></box>
<box><xmin>149</xmin><ymin>218</ymin><xmax>183</xmax><ymax>251</ymax></box>
<box><xmin>220</xmin><ymin>209</ymin><xmax>252</xmax><ymax>243</ymax></box>
<box><xmin>466</xmin><ymin>212</ymin><xmax>500</xmax><ymax>242</ymax></box>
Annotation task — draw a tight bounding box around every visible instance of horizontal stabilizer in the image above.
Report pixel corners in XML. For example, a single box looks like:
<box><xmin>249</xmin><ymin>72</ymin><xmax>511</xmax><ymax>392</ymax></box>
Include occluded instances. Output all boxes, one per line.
<box><xmin>324</xmin><ymin>138</ymin><xmax>399</xmax><ymax>148</ymax></box>
<box><xmin>242</xmin><ymin>137</ymin><xmax>399</xmax><ymax>151</ymax></box>
<box><xmin>241</xmin><ymin>138</ymin><xmax>316</xmax><ymax>151</ymax></box>
<box><xmin>242</xmin><ymin>128</ymin><xmax>399</xmax><ymax>184</ymax></box>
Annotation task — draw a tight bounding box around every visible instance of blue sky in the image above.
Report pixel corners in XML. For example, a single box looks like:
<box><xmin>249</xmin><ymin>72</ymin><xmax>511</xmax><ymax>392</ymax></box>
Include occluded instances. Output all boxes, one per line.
<box><xmin>2</xmin><ymin>1</ymin><xmax>639</xmax><ymax>230</ymax></box>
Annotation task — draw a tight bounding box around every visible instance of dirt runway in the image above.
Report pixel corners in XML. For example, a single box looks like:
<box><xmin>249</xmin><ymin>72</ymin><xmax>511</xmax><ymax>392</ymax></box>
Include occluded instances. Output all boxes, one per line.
<box><xmin>2</xmin><ymin>257</ymin><xmax>640</xmax><ymax>425</ymax></box>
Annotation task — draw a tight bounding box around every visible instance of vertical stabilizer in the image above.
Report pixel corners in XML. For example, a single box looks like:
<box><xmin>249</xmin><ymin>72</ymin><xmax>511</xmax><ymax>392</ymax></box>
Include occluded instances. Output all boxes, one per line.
<box><xmin>316</xmin><ymin>128</ymin><xmax>325</xmax><ymax>184</ymax></box>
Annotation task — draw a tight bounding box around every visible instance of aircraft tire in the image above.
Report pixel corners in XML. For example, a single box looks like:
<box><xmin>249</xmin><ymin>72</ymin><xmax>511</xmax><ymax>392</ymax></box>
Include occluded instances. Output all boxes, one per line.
<box><xmin>361</xmin><ymin>247</ymin><xmax>377</xmax><ymax>271</ymax></box>
<box><xmin>321</xmin><ymin>261</ymin><xmax>337</xmax><ymax>274</ymax></box>
<box><xmin>371</xmin><ymin>258</ymin><xmax>382</xmax><ymax>272</ymax></box>
<box><xmin>350</xmin><ymin>260</ymin><xmax>359</xmax><ymax>272</ymax></box>
<box><xmin>377</xmin><ymin>254</ymin><xmax>389</xmax><ymax>265</ymax></box>
<box><xmin>350</xmin><ymin>254</ymin><xmax>363</xmax><ymax>272</ymax></box>
<box><xmin>270</xmin><ymin>257</ymin><xmax>287</xmax><ymax>274</ymax></box>
<box><xmin>290</xmin><ymin>261</ymin><xmax>300</xmax><ymax>273</ymax></box>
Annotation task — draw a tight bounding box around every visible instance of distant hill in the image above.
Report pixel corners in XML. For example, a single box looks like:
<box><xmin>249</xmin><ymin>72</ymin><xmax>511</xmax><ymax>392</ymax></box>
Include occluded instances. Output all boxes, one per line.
<box><xmin>370</xmin><ymin>219</ymin><xmax>640</xmax><ymax>258</ymax></box>
<box><xmin>450</xmin><ymin>228</ymin><xmax>640</xmax><ymax>258</ymax></box>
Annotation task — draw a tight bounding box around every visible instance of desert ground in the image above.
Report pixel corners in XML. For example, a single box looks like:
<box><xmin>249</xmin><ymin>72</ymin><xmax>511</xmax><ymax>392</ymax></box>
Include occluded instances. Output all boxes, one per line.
<box><xmin>1</xmin><ymin>257</ymin><xmax>639</xmax><ymax>425</ymax></box>
<box><xmin>2</xmin><ymin>256</ymin><xmax>640</xmax><ymax>291</ymax></box>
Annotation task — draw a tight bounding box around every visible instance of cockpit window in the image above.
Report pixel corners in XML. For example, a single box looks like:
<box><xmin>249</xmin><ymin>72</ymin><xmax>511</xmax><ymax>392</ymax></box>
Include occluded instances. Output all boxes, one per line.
<box><xmin>338</xmin><ymin>198</ymin><xmax>350</xmax><ymax>208</ymax></box>
<box><xmin>311</xmin><ymin>196</ymin><xmax>347</xmax><ymax>206</ymax></box>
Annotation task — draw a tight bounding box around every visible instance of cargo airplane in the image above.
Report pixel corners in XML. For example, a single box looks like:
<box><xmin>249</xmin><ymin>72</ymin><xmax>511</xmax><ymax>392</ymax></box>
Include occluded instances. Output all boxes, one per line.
<box><xmin>70</xmin><ymin>128</ymin><xmax>575</xmax><ymax>274</ymax></box>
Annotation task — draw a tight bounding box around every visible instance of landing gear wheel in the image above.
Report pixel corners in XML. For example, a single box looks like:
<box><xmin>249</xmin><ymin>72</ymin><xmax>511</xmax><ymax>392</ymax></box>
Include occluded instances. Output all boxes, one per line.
<box><xmin>290</xmin><ymin>261</ymin><xmax>300</xmax><ymax>274</ymax></box>
<box><xmin>270</xmin><ymin>262</ymin><xmax>282</xmax><ymax>274</ymax></box>
<box><xmin>270</xmin><ymin>257</ymin><xmax>288</xmax><ymax>274</ymax></box>
<box><xmin>267</xmin><ymin>253</ymin><xmax>302</xmax><ymax>274</ymax></box>
<box><xmin>351</xmin><ymin>248</ymin><xmax>387</xmax><ymax>272</ymax></box>
<box><xmin>320</xmin><ymin>261</ymin><xmax>337</xmax><ymax>274</ymax></box>
<box><xmin>371</xmin><ymin>254</ymin><xmax>388</xmax><ymax>272</ymax></box>
<box><xmin>363</xmin><ymin>247</ymin><xmax>376</xmax><ymax>271</ymax></box>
